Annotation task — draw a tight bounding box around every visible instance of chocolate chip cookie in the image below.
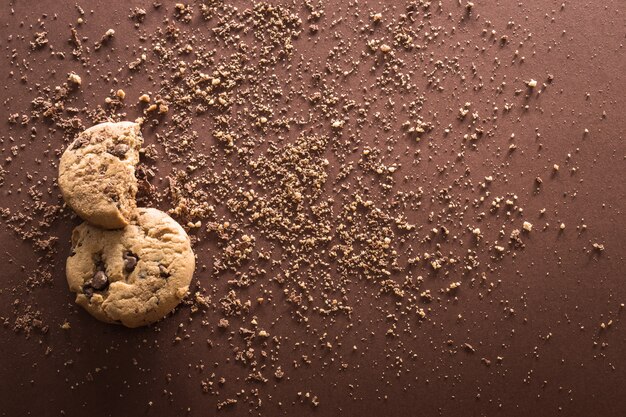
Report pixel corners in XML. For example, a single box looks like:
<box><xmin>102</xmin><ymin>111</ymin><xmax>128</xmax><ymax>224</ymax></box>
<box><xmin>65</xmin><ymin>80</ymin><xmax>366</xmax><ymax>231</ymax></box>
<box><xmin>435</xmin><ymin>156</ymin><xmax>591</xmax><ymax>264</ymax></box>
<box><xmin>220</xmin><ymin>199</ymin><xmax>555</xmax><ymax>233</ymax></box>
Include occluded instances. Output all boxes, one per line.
<box><xmin>66</xmin><ymin>207</ymin><xmax>195</xmax><ymax>328</ymax></box>
<box><xmin>59</xmin><ymin>121</ymin><xmax>143</xmax><ymax>229</ymax></box>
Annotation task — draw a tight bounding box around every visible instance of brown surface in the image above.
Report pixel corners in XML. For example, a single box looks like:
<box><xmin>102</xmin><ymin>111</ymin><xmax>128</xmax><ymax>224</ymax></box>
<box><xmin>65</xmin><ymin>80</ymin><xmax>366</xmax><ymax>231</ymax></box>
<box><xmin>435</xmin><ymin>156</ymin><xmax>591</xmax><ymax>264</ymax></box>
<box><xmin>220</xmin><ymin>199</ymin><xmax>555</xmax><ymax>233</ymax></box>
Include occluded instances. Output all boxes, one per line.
<box><xmin>1</xmin><ymin>1</ymin><xmax>625</xmax><ymax>416</ymax></box>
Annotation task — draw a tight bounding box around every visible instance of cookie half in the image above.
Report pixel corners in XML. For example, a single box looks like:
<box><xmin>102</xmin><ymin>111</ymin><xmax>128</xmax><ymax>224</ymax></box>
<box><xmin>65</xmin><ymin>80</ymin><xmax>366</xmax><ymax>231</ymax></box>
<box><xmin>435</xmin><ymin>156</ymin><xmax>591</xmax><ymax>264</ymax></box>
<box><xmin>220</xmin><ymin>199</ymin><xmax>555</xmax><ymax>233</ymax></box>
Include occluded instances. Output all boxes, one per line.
<box><xmin>66</xmin><ymin>207</ymin><xmax>195</xmax><ymax>328</ymax></box>
<box><xmin>59</xmin><ymin>121</ymin><xmax>143</xmax><ymax>229</ymax></box>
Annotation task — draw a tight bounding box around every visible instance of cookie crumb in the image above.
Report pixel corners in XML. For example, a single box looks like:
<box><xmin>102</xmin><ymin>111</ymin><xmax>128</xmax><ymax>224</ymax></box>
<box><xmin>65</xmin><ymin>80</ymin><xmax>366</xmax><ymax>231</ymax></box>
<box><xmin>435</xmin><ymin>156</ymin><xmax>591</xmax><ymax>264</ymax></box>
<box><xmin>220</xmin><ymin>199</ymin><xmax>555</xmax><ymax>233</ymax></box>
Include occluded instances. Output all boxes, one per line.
<box><xmin>523</xmin><ymin>221</ymin><xmax>533</xmax><ymax>232</ymax></box>
<box><xmin>67</xmin><ymin>72</ymin><xmax>82</xmax><ymax>86</ymax></box>
<box><xmin>592</xmin><ymin>243</ymin><xmax>605</xmax><ymax>252</ymax></box>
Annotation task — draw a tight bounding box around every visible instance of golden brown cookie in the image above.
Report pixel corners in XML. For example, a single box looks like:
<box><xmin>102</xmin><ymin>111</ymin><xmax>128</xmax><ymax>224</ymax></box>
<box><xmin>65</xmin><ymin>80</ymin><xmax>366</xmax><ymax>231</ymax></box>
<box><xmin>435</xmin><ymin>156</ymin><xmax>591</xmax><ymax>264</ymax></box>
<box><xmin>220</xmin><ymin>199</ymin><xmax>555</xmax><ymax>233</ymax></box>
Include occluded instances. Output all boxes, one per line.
<box><xmin>66</xmin><ymin>207</ymin><xmax>195</xmax><ymax>328</ymax></box>
<box><xmin>59</xmin><ymin>121</ymin><xmax>143</xmax><ymax>229</ymax></box>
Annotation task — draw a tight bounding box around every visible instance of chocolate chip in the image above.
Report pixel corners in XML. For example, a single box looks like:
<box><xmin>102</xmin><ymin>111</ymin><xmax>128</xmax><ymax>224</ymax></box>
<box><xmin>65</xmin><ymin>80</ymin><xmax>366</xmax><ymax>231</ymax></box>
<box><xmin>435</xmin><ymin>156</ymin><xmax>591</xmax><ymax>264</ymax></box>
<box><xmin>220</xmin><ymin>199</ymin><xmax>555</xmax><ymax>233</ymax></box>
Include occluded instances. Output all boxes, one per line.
<box><xmin>95</xmin><ymin>260</ymin><xmax>105</xmax><ymax>271</ymax></box>
<box><xmin>123</xmin><ymin>252</ymin><xmax>138</xmax><ymax>272</ymax></box>
<box><xmin>82</xmin><ymin>284</ymin><xmax>94</xmax><ymax>298</ymax></box>
<box><xmin>71</xmin><ymin>137</ymin><xmax>88</xmax><ymax>150</ymax></box>
<box><xmin>91</xmin><ymin>270</ymin><xmax>109</xmax><ymax>290</ymax></box>
<box><xmin>159</xmin><ymin>264</ymin><xmax>170</xmax><ymax>278</ymax></box>
<box><xmin>104</xmin><ymin>185</ymin><xmax>119</xmax><ymax>202</ymax></box>
<box><xmin>111</xmin><ymin>143</ymin><xmax>129</xmax><ymax>158</ymax></box>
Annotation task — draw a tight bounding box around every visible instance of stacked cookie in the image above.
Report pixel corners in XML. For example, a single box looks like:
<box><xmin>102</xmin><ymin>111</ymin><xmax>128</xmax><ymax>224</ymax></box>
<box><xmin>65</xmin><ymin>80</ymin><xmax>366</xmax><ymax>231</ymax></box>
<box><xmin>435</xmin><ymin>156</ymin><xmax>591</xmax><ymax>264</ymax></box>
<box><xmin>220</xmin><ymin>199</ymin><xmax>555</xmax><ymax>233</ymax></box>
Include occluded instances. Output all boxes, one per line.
<box><xmin>59</xmin><ymin>122</ymin><xmax>195</xmax><ymax>328</ymax></box>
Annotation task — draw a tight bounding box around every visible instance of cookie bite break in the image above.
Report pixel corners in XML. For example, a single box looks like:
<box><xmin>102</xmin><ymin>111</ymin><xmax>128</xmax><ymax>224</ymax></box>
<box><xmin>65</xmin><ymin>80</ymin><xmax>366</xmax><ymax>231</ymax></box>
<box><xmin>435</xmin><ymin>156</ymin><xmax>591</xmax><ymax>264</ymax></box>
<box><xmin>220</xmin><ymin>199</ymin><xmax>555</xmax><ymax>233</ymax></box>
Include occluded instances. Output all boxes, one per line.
<box><xmin>66</xmin><ymin>208</ymin><xmax>195</xmax><ymax>328</ymax></box>
<box><xmin>59</xmin><ymin>121</ymin><xmax>143</xmax><ymax>229</ymax></box>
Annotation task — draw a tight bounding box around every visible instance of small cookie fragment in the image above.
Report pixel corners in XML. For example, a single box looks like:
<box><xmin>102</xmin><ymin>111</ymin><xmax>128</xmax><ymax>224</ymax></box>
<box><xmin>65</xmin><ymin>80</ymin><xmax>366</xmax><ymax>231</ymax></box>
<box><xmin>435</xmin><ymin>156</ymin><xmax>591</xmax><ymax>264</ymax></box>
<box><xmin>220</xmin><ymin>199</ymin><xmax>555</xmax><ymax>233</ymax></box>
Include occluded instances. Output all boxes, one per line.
<box><xmin>67</xmin><ymin>72</ymin><xmax>82</xmax><ymax>86</ymax></box>
<box><xmin>522</xmin><ymin>221</ymin><xmax>533</xmax><ymax>232</ymax></box>
<box><xmin>59</xmin><ymin>122</ymin><xmax>143</xmax><ymax>229</ymax></box>
<box><xmin>66</xmin><ymin>208</ymin><xmax>195</xmax><ymax>327</ymax></box>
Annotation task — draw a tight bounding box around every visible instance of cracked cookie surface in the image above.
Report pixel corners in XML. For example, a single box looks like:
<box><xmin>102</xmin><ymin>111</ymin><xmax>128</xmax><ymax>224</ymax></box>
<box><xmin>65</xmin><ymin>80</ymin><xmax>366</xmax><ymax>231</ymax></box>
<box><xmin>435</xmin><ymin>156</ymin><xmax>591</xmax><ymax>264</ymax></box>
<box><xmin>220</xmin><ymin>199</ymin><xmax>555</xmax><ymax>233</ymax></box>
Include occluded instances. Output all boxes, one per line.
<box><xmin>66</xmin><ymin>207</ymin><xmax>195</xmax><ymax>328</ymax></box>
<box><xmin>59</xmin><ymin>121</ymin><xmax>143</xmax><ymax>229</ymax></box>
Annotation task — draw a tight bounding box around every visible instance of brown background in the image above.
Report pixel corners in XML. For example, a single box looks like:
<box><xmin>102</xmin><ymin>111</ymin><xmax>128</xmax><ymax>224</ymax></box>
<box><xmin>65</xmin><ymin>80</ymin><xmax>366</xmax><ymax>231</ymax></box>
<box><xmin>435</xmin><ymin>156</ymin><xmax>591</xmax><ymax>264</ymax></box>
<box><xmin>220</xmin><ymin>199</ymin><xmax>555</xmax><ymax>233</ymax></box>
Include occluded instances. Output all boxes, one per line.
<box><xmin>1</xmin><ymin>1</ymin><xmax>625</xmax><ymax>416</ymax></box>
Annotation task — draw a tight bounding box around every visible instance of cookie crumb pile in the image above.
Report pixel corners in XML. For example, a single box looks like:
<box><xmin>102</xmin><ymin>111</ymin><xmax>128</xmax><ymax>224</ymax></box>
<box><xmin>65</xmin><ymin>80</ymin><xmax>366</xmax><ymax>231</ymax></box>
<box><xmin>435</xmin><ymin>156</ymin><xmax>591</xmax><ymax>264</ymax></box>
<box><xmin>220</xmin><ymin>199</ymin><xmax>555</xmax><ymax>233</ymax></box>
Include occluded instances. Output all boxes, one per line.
<box><xmin>60</xmin><ymin>122</ymin><xmax>195</xmax><ymax>327</ymax></box>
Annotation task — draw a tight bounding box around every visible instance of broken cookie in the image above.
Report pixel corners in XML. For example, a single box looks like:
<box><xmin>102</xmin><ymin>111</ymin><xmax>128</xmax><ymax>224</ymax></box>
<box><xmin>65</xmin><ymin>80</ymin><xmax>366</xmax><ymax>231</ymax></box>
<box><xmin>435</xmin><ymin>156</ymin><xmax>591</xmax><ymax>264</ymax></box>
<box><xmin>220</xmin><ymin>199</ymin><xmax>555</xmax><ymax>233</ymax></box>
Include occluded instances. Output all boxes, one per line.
<box><xmin>59</xmin><ymin>121</ymin><xmax>143</xmax><ymax>229</ymax></box>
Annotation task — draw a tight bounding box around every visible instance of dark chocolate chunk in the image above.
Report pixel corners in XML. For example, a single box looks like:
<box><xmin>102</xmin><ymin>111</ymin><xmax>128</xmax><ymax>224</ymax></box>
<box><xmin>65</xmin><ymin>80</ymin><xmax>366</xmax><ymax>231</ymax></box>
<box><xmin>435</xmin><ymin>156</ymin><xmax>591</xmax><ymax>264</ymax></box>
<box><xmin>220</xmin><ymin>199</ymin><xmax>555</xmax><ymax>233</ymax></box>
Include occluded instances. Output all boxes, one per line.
<box><xmin>91</xmin><ymin>270</ymin><xmax>109</xmax><ymax>290</ymax></box>
<box><xmin>104</xmin><ymin>185</ymin><xmax>119</xmax><ymax>202</ymax></box>
<box><xmin>71</xmin><ymin>137</ymin><xmax>88</xmax><ymax>150</ymax></box>
<box><xmin>94</xmin><ymin>259</ymin><xmax>105</xmax><ymax>271</ymax></box>
<box><xmin>111</xmin><ymin>143</ymin><xmax>129</xmax><ymax>158</ymax></box>
<box><xmin>82</xmin><ymin>284</ymin><xmax>94</xmax><ymax>298</ymax></box>
<box><xmin>123</xmin><ymin>252</ymin><xmax>138</xmax><ymax>272</ymax></box>
<box><xmin>159</xmin><ymin>264</ymin><xmax>170</xmax><ymax>278</ymax></box>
